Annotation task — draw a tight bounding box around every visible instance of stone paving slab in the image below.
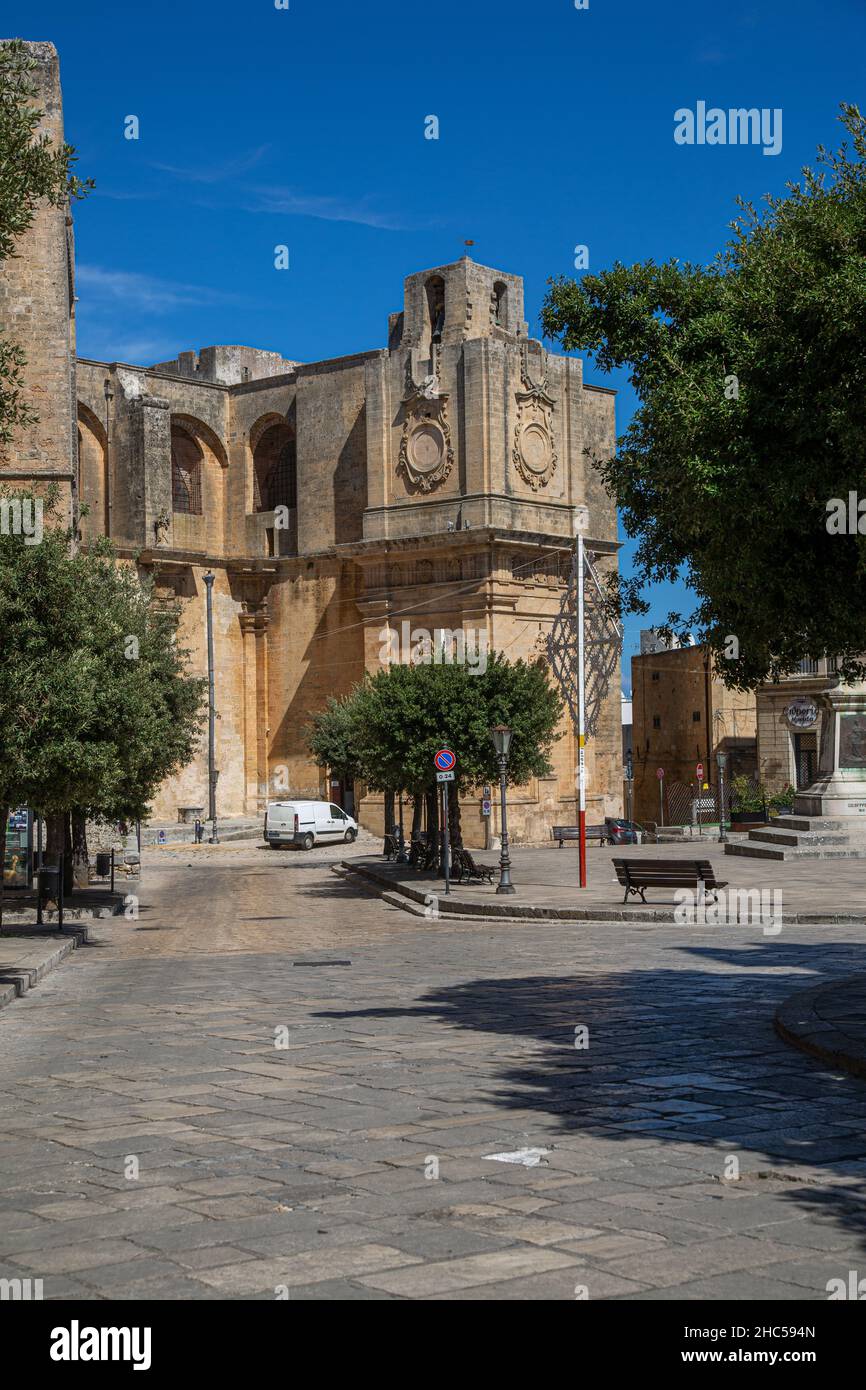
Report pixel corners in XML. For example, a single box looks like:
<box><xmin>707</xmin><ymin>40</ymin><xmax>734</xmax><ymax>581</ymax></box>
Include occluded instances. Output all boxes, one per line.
<box><xmin>345</xmin><ymin>842</ymin><xmax>866</xmax><ymax>923</ymax></box>
<box><xmin>1</xmin><ymin>840</ymin><xmax>866</xmax><ymax>1300</ymax></box>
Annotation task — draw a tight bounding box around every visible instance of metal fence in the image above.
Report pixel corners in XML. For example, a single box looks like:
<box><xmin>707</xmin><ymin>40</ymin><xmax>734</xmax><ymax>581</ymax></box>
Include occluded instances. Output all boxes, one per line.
<box><xmin>665</xmin><ymin>780</ymin><xmax>719</xmax><ymax>827</ymax></box>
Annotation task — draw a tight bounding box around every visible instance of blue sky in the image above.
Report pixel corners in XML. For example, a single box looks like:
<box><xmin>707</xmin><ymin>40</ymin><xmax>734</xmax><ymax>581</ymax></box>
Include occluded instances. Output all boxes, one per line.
<box><xmin>10</xmin><ymin>0</ymin><xmax>864</xmax><ymax>688</ymax></box>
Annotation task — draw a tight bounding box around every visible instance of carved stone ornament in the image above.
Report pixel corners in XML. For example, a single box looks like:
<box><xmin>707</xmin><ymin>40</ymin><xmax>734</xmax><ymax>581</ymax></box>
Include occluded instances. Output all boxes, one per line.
<box><xmin>154</xmin><ymin>510</ymin><xmax>171</xmax><ymax>547</ymax></box>
<box><xmin>398</xmin><ymin>350</ymin><xmax>454</xmax><ymax>493</ymax></box>
<box><xmin>513</xmin><ymin>343</ymin><xmax>558</xmax><ymax>491</ymax></box>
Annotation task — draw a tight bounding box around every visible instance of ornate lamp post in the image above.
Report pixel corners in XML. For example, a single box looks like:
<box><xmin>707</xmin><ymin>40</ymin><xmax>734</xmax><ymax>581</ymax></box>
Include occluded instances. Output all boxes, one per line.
<box><xmin>717</xmin><ymin>750</ymin><xmax>728</xmax><ymax>844</ymax></box>
<box><xmin>203</xmin><ymin>571</ymin><xmax>219</xmax><ymax>844</ymax></box>
<box><xmin>490</xmin><ymin>724</ymin><xmax>515</xmax><ymax>894</ymax></box>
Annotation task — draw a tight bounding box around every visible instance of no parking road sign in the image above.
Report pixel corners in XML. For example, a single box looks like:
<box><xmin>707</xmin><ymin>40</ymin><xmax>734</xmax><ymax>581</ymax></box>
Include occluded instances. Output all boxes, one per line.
<box><xmin>434</xmin><ymin>748</ymin><xmax>456</xmax><ymax>772</ymax></box>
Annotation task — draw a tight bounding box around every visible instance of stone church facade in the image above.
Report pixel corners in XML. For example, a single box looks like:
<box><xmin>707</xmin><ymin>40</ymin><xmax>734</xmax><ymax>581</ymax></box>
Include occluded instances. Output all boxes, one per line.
<box><xmin>2</xmin><ymin>42</ymin><xmax>624</xmax><ymax>845</ymax></box>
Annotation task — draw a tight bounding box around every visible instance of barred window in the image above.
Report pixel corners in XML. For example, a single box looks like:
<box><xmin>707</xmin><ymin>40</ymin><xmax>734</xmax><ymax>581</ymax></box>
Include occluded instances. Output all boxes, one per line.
<box><xmin>253</xmin><ymin>423</ymin><xmax>296</xmax><ymax>512</ymax></box>
<box><xmin>171</xmin><ymin>427</ymin><xmax>202</xmax><ymax>514</ymax></box>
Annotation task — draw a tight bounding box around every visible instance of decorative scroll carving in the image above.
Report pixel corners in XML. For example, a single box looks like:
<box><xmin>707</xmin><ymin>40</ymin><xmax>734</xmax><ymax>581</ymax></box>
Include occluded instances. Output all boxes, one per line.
<box><xmin>513</xmin><ymin>344</ymin><xmax>558</xmax><ymax>491</ymax></box>
<box><xmin>398</xmin><ymin>351</ymin><xmax>454</xmax><ymax>493</ymax></box>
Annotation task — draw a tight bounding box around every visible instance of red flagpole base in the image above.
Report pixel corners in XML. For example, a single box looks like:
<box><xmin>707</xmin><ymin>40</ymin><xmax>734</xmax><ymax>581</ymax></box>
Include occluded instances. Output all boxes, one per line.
<box><xmin>578</xmin><ymin>807</ymin><xmax>587</xmax><ymax>888</ymax></box>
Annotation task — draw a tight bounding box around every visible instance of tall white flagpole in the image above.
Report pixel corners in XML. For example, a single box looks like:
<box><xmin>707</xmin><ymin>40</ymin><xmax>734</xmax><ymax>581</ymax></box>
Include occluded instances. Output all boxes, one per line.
<box><xmin>577</xmin><ymin>532</ymin><xmax>587</xmax><ymax>888</ymax></box>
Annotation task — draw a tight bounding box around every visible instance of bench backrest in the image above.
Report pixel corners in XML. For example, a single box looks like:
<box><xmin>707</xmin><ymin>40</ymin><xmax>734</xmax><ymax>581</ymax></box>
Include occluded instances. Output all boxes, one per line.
<box><xmin>612</xmin><ymin>857</ymin><xmax>721</xmax><ymax>885</ymax></box>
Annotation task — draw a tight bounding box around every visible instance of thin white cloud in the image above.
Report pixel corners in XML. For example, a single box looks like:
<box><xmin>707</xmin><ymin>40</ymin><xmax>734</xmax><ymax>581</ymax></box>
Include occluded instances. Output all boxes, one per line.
<box><xmin>241</xmin><ymin>184</ymin><xmax>420</xmax><ymax>231</ymax></box>
<box><xmin>151</xmin><ymin>145</ymin><xmax>271</xmax><ymax>185</ymax></box>
<box><xmin>77</xmin><ymin>333</ymin><xmax>186</xmax><ymax>365</ymax></box>
<box><xmin>695</xmin><ymin>45</ymin><xmax>728</xmax><ymax>64</ymax></box>
<box><xmin>76</xmin><ymin>265</ymin><xmax>240</xmax><ymax>313</ymax></box>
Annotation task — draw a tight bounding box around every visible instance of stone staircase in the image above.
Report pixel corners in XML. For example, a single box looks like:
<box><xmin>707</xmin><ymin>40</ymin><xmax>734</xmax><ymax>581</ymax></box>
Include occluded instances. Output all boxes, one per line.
<box><xmin>725</xmin><ymin>814</ymin><xmax>866</xmax><ymax>861</ymax></box>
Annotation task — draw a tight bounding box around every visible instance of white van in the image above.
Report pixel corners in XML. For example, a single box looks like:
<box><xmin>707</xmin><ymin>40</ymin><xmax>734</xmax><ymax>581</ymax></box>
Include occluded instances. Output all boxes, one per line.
<box><xmin>264</xmin><ymin>801</ymin><xmax>358</xmax><ymax>850</ymax></box>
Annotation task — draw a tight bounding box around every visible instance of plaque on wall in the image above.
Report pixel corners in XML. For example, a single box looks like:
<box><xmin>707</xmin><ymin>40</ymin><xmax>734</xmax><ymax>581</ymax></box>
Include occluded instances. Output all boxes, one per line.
<box><xmin>839</xmin><ymin>714</ymin><xmax>866</xmax><ymax>768</ymax></box>
<box><xmin>785</xmin><ymin>698</ymin><xmax>818</xmax><ymax>729</ymax></box>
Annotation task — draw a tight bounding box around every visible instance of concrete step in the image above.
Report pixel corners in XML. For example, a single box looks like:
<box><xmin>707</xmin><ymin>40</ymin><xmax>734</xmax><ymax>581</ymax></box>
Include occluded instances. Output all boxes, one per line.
<box><xmin>747</xmin><ymin>828</ymin><xmax>851</xmax><ymax>849</ymax></box>
<box><xmin>725</xmin><ymin>840</ymin><xmax>866</xmax><ymax>861</ymax></box>
<box><xmin>773</xmin><ymin>815</ymin><xmax>856</xmax><ymax>833</ymax></box>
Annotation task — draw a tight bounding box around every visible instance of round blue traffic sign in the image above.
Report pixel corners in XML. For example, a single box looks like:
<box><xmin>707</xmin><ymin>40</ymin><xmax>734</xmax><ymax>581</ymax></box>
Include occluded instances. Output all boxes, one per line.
<box><xmin>434</xmin><ymin>748</ymin><xmax>456</xmax><ymax>772</ymax></box>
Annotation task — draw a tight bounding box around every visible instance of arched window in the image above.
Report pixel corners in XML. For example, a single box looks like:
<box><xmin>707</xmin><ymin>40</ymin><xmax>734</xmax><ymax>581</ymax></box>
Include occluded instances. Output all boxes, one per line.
<box><xmin>493</xmin><ymin>281</ymin><xmax>507</xmax><ymax>328</ymax></box>
<box><xmin>171</xmin><ymin>425</ymin><xmax>203</xmax><ymax>514</ymax></box>
<box><xmin>253</xmin><ymin>422</ymin><xmax>296</xmax><ymax>512</ymax></box>
<box><xmin>426</xmin><ymin>276</ymin><xmax>445</xmax><ymax>343</ymax></box>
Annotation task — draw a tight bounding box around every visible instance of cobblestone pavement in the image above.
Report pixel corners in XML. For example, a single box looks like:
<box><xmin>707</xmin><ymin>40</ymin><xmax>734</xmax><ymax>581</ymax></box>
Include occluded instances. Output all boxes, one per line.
<box><xmin>2</xmin><ymin>840</ymin><xmax>866</xmax><ymax>1300</ymax></box>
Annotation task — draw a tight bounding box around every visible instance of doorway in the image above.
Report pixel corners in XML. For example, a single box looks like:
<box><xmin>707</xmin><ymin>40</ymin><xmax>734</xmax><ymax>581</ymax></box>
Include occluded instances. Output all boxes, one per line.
<box><xmin>793</xmin><ymin>732</ymin><xmax>817</xmax><ymax>789</ymax></box>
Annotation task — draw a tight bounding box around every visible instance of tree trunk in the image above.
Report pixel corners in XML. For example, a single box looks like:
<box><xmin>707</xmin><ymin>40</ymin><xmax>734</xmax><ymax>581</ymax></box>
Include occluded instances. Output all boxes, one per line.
<box><xmin>45</xmin><ymin>812</ymin><xmax>71</xmax><ymax>902</ymax></box>
<box><xmin>71</xmin><ymin>810</ymin><xmax>89</xmax><ymax>889</ymax></box>
<box><xmin>384</xmin><ymin>789</ymin><xmax>395</xmax><ymax>837</ymax></box>
<box><xmin>64</xmin><ymin>814</ymin><xmax>74</xmax><ymax>897</ymax></box>
<box><xmin>0</xmin><ymin>804</ymin><xmax>7</xmax><ymax>931</ymax></box>
<box><xmin>411</xmin><ymin>794</ymin><xmax>423</xmax><ymax>840</ymax></box>
<box><xmin>425</xmin><ymin>786</ymin><xmax>439</xmax><ymax>863</ymax></box>
<box><xmin>448</xmin><ymin>780</ymin><xmax>463</xmax><ymax>852</ymax></box>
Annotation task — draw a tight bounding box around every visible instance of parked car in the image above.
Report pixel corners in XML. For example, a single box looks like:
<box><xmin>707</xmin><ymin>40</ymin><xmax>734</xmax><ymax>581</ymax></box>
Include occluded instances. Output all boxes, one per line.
<box><xmin>264</xmin><ymin>801</ymin><xmax>358</xmax><ymax>850</ymax></box>
<box><xmin>604</xmin><ymin>816</ymin><xmax>643</xmax><ymax>846</ymax></box>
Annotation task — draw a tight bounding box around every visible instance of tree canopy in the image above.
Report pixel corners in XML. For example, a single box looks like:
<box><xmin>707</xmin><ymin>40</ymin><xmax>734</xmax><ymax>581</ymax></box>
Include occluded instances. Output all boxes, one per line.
<box><xmin>542</xmin><ymin>104</ymin><xmax>866</xmax><ymax>689</ymax></box>
<box><xmin>0</xmin><ymin>496</ymin><xmax>206</xmax><ymax>821</ymax></box>
<box><xmin>306</xmin><ymin>653</ymin><xmax>563</xmax><ymax>796</ymax></box>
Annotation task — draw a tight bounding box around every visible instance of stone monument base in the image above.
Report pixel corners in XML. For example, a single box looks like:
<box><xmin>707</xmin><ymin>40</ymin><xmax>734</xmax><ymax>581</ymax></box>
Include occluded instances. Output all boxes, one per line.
<box><xmin>793</xmin><ymin>681</ymin><xmax>866</xmax><ymax>819</ymax></box>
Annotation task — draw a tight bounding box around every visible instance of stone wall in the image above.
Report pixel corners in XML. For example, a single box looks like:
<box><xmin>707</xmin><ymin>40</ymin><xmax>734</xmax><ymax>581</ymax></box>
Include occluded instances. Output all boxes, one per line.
<box><xmin>0</xmin><ymin>42</ymin><xmax>76</xmax><ymax>522</ymax></box>
<box><xmin>631</xmin><ymin>646</ymin><xmax>757</xmax><ymax>823</ymax></box>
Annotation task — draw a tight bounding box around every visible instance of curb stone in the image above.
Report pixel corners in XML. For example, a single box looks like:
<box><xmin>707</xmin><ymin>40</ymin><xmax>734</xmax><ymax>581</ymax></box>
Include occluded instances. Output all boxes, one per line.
<box><xmin>0</xmin><ymin>928</ymin><xmax>89</xmax><ymax>1011</ymax></box>
<box><xmin>339</xmin><ymin>859</ymin><xmax>865</xmax><ymax>927</ymax></box>
<box><xmin>775</xmin><ymin>975</ymin><xmax>866</xmax><ymax>1079</ymax></box>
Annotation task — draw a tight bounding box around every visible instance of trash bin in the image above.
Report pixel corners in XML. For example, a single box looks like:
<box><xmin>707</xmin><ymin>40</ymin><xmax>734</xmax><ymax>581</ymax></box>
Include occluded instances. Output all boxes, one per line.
<box><xmin>95</xmin><ymin>851</ymin><xmax>112</xmax><ymax>878</ymax></box>
<box><xmin>37</xmin><ymin>865</ymin><xmax>60</xmax><ymax>897</ymax></box>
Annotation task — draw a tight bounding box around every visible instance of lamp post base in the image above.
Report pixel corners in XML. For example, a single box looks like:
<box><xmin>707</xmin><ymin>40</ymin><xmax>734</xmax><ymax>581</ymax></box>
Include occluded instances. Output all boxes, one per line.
<box><xmin>496</xmin><ymin>882</ymin><xmax>516</xmax><ymax>895</ymax></box>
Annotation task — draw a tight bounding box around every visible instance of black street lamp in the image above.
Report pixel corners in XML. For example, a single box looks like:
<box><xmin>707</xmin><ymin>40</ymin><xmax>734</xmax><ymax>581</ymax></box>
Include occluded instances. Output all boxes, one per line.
<box><xmin>490</xmin><ymin>724</ymin><xmax>515</xmax><ymax>894</ymax></box>
<box><xmin>203</xmin><ymin>571</ymin><xmax>219</xmax><ymax>844</ymax></box>
<box><xmin>717</xmin><ymin>750</ymin><xmax>728</xmax><ymax>844</ymax></box>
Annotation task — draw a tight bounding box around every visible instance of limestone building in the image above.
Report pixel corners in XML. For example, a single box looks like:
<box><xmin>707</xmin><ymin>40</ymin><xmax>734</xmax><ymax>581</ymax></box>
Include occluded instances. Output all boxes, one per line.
<box><xmin>756</xmin><ymin>658</ymin><xmax>841</xmax><ymax>795</ymax></box>
<box><xmin>631</xmin><ymin>641</ymin><xmax>757</xmax><ymax>824</ymax></box>
<box><xmin>2</xmin><ymin>41</ymin><xmax>625</xmax><ymax>844</ymax></box>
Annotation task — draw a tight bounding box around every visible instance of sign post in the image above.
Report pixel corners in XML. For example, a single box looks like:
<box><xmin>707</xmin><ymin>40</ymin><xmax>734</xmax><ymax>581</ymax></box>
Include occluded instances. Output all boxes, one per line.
<box><xmin>625</xmin><ymin>752</ymin><xmax>634</xmax><ymax>824</ymax></box>
<box><xmin>657</xmin><ymin>767</ymin><xmax>665</xmax><ymax>826</ymax></box>
<box><xmin>696</xmin><ymin>762</ymin><xmax>704</xmax><ymax>837</ymax></box>
<box><xmin>434</xmin><ymin>749</ymin><xmax>456</xmax><ymax>895</ymax></box>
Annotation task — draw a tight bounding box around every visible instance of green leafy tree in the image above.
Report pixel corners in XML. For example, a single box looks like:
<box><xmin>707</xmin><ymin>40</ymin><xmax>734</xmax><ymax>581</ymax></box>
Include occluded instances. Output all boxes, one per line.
<box><xmin>0</xmin><ymin>497</ymin><xmax>205</xmax><ymax>902</ymax></box>
<box><xmin>306</xmin><ymin>696</ymin><xmax>362</xmax><ymax>788</ymax></box>
<box><xmin>0</xmin><ymin>39</ymin><xmax>92</xmax><ymax>447</ymax></box>
<box><xmin>542</xmin><ymin>104</ymin><xmax>866</xmax><ymax>689</ymax></box>
<box><xmin>308</xmin><ymin>655</ymin><xmax>563</xmax><ymax>848</ymax></box>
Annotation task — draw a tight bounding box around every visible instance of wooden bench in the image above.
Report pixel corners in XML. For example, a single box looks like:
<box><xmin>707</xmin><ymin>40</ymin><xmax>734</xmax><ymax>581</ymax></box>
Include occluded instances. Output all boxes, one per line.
<box><xmin>612</xmin><ymin>857</ymin><xmax>727</xmax><ymax>905</ymax></box>
<box><xmin>552</xmin><ymin>824</ymin><xmax>606</xmax><ymax>847</ymax></box>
